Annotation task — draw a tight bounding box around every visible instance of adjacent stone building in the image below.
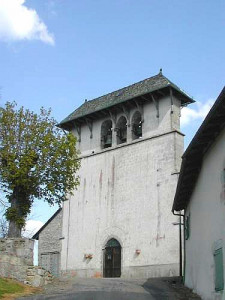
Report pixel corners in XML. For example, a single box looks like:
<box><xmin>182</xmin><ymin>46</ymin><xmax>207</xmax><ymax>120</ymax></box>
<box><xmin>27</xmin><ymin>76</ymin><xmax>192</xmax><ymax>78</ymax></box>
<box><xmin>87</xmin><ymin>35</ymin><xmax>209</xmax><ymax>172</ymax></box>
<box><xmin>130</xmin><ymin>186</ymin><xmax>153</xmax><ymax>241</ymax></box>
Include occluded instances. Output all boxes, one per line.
<box><xmin>55</xmin><ymin>71</ymin><xmax>194</xmax><ymax>278</ymax></box>
<box><xmin>173</xmin><ymin>87</ymin><xmax>225</xmax><ymax>300</ymax></box>
<box><xmin>33</xmin><ymin>208</ymin><xmax>62</xmax><ymax>277</ymax></box>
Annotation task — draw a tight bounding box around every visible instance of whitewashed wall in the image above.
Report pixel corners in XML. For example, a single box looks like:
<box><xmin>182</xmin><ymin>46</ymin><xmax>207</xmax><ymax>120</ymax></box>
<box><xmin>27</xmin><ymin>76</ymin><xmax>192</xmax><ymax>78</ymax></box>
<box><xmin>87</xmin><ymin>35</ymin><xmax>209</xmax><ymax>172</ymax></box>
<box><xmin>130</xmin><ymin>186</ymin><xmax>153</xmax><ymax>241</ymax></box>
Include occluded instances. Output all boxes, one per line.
<box><xmin>61</xmin><ymin>95</ymin><xmax>183</xmax><ymax>278</ymax></box>
<box><xmin>185</xmin><ymin>128</ymin><xmax>225</xmax><ymax>300</ymax></box>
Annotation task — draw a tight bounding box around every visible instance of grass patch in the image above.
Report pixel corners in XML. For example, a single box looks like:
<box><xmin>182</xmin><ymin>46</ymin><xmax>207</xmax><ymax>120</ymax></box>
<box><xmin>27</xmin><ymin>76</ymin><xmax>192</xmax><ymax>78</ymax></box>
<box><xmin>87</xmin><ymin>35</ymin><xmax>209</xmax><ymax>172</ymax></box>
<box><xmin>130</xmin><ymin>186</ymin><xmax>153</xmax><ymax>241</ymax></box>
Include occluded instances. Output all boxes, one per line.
<box><xmin>0</xmin><ymin>277</ymin><xmax>41</xmax><ymax>299</ymax></box>
<box><xmin>0</xmin><ymin>278</ymin><xmax>24</xmax><ymax>298</ymax></box>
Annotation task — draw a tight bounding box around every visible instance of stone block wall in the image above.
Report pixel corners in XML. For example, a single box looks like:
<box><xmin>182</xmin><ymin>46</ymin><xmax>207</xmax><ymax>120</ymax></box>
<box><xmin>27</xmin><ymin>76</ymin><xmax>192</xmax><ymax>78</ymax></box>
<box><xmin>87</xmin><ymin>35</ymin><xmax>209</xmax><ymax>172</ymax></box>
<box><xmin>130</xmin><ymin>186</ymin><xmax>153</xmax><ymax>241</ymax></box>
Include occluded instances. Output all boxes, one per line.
<box><xmin>25</xmin><ymin>266</ymin><xmax>53</xmax><ymax>287</ymax></box>
<box><xmin>38</xmin><ymin>209</ymin><xmax>62</xmax><ymax>262</ymax></box>
<box><xmin>0</xmin><ymin>238</ymin><xmax>34</xmax><ymax>282</ymax></box>
<box><xmin>0</xmin><ymin>238</ymin><xmax>34</xmax><ymax>265</ymax></box>
<box><xmin>0</xmin><ymin>253</ymin><xmax>28</xmax><ymax>282</ymax></box>
<box><xmin>0</xmin><ymin>238</ymin><xmax>53</xmax><ymax>286</ymax></box>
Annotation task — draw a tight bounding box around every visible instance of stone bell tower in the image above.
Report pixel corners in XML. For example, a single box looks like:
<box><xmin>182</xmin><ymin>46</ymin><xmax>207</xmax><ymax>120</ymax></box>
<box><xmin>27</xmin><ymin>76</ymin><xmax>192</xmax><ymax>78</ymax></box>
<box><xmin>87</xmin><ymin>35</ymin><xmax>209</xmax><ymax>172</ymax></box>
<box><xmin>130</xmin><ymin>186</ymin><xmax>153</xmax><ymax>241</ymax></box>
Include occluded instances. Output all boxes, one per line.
<box><xmin>58</xmin><ymin>71</ymin><xmax>193</xmax><ymax>278</ymax></box>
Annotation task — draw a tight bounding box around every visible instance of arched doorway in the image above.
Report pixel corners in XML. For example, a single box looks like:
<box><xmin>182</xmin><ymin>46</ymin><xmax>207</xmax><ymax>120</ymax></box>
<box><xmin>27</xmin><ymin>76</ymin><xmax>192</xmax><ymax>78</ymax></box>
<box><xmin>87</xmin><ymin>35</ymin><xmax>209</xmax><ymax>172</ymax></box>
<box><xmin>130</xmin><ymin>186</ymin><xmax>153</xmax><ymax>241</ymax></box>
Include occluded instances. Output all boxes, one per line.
<box><xmin>103</xmin><ymin>238</ymin><xmax>121</xmax><ymax>278</ymax></box>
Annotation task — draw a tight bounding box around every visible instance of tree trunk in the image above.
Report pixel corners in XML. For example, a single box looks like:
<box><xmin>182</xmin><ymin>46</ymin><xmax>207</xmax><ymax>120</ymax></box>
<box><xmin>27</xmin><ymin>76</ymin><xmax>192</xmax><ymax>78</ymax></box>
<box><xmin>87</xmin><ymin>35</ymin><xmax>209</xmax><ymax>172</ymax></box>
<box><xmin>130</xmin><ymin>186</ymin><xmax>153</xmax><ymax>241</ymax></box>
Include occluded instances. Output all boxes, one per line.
<box><xmin>8</xmin><ymin>220</ymin><xmax>21</xmax><ymax>237</ymax></box>
<box><xmin>7</xmin><ymin>197</ymin><xmax>22</xmax><ymax>238</ymax></box>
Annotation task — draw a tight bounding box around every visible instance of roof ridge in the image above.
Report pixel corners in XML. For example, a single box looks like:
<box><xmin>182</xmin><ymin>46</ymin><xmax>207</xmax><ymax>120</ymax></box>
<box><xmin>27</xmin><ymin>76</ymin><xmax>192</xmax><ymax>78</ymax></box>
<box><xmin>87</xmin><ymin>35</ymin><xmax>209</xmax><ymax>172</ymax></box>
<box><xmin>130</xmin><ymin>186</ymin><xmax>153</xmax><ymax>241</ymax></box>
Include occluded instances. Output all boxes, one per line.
<box><xmin>59</xmin><ymin>72</ymin><xmax>194</xmax><ymax>127</ymax></box>
<box><xmin>86</xmin><ymin>73</ymin><xmax>165</xmax><ymax>104</ymax></box>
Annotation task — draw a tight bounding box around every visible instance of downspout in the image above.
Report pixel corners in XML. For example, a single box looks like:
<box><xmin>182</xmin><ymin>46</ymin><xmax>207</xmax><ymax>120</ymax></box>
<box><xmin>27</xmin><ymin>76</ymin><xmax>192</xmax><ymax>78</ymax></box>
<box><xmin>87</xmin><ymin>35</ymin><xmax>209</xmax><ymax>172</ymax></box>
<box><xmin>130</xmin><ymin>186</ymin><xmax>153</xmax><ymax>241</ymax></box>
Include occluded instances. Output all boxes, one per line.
<box><xmin>172</xmin><ymin>210</ymin><xmax>185</xmax><ymax>282</ymax></box>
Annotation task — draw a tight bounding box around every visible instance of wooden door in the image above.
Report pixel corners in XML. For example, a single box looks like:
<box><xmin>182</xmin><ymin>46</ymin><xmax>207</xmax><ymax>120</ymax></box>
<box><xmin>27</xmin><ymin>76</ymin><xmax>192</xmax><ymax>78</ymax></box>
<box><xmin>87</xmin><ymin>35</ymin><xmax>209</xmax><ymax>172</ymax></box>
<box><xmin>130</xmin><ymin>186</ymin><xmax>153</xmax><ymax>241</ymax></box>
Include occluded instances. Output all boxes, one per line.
<box><xmin>40</xmin><ymin>252</ymin><xmax>60</xmax><ymax>277</ymax></box>
<box><xmin>103</xmin><ymin>239</ymin><xmax>121</xmax><ymax>278</ymax></box>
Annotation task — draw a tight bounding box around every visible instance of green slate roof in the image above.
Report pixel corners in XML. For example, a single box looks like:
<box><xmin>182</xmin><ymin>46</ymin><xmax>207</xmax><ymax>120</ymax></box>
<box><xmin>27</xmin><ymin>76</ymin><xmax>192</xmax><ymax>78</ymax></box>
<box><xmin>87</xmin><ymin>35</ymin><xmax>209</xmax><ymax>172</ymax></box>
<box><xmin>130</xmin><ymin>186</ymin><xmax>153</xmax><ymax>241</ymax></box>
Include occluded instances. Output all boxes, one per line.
<box><xmin>59</xmin><ymin>72</ymin><xmax>194</xmax><ymax>127</ymax></box>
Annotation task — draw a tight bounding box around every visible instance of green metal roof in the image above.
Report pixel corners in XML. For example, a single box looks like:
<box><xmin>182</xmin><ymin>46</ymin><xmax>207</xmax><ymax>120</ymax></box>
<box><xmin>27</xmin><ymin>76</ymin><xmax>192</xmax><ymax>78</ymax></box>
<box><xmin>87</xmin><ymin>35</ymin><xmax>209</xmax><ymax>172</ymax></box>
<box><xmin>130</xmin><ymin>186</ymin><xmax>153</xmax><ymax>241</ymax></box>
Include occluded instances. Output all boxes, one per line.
<box><xmin>59</xmin><ymin>72</ymin><xmax>194</xmax><ymax>127</ymax></box>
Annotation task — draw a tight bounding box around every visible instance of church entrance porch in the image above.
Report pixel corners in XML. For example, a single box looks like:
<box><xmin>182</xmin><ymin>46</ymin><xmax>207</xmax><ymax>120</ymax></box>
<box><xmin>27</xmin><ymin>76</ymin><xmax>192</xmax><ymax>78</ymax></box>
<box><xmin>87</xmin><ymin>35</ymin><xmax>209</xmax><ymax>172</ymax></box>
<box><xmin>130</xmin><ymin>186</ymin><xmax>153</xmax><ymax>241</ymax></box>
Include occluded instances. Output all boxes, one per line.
<box><xmin>103</xmin><ymin>238</ymin><xmax>121</xmax><ymax>278</ymax></box>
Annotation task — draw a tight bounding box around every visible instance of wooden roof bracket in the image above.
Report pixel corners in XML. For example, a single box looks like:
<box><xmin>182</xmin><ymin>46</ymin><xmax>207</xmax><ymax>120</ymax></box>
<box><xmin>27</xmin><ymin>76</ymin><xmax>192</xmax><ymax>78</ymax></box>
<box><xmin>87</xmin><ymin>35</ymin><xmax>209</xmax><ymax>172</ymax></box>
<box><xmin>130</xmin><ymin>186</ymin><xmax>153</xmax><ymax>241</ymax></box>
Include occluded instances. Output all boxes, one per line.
<box><xmin>85</xmin><ymin>118</ymin><xmax>93</xmax><ymax>139</ymax></box>
<box><xmin>73</xmin><ymin>121</ymin><xmax>81</xmax><ymax>142</ymax></box>
<box><xmin>150</xmin><ymin>94</ymin><xmax>159</xmax><ymax>118</ymax></box>
<box><xmin>108</xmin><ymin>110</ymin><xmax>117</xmax><ymax>128</ymax></box>
<box><xmin>122</xmin><ymin>104</ymin><xmax>130</xmax><ymax>127</ymax></box>
<box><xmin>134</xmin><ymin>100</ymin><xmax>144</xmax><ymax>122</ymax></box>
<box><xmin>170</xmin><ymin>87</ymin><xmax>174</xmax><ymax>114</ymax></box>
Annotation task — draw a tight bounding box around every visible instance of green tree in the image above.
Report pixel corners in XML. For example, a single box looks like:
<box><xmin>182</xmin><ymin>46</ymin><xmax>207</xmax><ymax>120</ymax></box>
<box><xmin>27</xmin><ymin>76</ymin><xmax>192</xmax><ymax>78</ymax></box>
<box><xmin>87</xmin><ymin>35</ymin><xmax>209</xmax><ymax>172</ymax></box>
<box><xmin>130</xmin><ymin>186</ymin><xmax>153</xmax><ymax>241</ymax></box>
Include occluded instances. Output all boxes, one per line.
<box><xmin>0</xmin><ymin>102</ymin><xmax>80</xmax><ymax>237</ymax></box>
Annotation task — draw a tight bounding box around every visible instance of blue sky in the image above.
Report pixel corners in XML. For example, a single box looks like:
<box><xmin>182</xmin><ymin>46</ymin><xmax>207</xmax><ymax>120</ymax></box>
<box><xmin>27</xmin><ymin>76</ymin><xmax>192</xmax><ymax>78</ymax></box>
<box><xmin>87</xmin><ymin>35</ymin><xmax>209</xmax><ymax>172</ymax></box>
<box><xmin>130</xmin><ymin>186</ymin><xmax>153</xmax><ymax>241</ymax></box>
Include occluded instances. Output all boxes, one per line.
<box><xmin>0</xmin><ymin>0</ymin><xmax>224</xmax><ymax>231</ymax></box>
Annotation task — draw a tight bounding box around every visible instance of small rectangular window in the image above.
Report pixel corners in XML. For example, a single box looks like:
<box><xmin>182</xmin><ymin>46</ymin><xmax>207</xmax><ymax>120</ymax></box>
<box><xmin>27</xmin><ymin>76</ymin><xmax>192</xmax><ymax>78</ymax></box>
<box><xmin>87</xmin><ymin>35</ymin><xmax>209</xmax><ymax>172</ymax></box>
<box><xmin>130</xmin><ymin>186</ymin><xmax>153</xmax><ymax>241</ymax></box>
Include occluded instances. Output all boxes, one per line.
<box><xmin>185</xmin><ymin>215</ymin><xmax>190</xmax><ymax>240</ymax></box>
<box><xmin>214</xmin><ymin>248</ymin><xmax>224</xmax><ymax>292</ymax></box>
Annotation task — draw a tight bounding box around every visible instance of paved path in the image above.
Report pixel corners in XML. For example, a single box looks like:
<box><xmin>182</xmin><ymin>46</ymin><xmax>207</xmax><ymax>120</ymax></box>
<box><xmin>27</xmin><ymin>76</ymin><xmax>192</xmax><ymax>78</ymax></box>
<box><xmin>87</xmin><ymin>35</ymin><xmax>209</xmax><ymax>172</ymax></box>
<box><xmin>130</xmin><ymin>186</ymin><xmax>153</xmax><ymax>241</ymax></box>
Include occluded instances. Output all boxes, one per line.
<box><xmin>18</xmin><ymin>277</ymin><xmax>201</xmax><ymax>300</ymax></box>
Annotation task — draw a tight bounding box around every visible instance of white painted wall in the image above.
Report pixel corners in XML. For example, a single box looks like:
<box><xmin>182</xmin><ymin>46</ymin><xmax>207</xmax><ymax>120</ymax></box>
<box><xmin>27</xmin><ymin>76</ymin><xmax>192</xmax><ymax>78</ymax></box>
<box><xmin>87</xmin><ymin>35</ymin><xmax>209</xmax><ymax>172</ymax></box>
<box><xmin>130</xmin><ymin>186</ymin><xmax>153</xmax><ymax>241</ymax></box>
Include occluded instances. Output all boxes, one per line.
<box><xmin>73</xmin><ymin>96</ymin><xmax>181</xmax><ymax>156</ymax></box>
<box><xmin>61</xmin><ymin>95</ymin><xmax>183</xmax><ymax>278</ymax></box>
<box><xmin>185</xmin><ymin>128</ymin><xmax>225</xmax><ymax>300</ymax></box>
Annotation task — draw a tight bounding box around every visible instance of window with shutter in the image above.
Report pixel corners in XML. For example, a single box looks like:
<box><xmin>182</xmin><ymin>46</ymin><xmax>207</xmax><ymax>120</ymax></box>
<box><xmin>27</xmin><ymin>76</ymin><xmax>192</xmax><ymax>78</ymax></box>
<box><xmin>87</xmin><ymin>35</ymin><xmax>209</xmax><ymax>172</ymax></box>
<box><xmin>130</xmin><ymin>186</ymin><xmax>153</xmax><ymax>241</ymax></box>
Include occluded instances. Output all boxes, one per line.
<box><xmin>214</xmin><ymin>248</ymin><xmax>224</xmax><ymax>292</ymax></box>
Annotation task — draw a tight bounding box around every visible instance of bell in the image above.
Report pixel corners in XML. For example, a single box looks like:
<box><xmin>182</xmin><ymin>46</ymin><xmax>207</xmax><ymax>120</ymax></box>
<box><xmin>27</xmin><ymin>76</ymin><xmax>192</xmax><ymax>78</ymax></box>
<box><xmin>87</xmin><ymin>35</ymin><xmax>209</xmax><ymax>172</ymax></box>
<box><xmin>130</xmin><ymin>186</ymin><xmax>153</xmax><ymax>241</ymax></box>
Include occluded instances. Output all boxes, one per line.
<box><xmin>105</xmin><ymin>134</ymin><xmax>112</xmax><ymax>146</ymax></box>
<box><xmin>136</xmin><ymin>126</ymin><xmax>142</xmax><ymax>136</ymax></box>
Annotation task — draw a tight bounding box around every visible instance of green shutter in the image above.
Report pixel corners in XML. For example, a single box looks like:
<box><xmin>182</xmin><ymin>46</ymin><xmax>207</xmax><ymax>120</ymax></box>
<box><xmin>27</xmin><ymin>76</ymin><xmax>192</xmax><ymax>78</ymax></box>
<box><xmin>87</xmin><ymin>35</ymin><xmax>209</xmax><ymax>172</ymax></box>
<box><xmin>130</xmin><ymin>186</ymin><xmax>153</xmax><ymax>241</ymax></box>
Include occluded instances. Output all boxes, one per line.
<box><xmin>221</xmin><ymin>169</ymin><xmax>225</xmax><ymax>184</ymax></box>
<box><xmin>214</xmin><ymin>248</ymin><xmax>224</xmax><ymax>291</ymax></box>
<box><xmin>185</xmin><ymin>215</ymin><xmax>190</xmax><ymax>240</ymax></box>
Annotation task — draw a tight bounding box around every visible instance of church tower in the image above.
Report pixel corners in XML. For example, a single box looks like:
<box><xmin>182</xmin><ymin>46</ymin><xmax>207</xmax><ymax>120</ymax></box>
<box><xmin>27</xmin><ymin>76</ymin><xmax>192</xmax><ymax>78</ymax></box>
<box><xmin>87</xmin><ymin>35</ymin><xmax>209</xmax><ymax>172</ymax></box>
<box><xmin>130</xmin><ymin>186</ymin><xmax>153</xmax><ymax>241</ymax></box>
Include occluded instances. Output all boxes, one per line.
<box><xmin>58</xmin><ymin>71</ymin><xmax>193</xmax><ymax>278</ymax></box>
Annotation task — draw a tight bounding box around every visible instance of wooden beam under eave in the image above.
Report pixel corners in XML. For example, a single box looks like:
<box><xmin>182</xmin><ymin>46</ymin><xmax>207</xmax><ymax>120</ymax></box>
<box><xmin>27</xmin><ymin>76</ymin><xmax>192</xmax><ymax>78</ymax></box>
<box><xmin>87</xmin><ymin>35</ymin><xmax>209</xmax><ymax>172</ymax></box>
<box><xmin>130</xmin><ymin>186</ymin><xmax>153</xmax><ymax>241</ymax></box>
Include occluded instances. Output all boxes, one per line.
<box><xmin>156</xmin><ymin>90</ymin><xmax>165</xmax><ymax>97</ymax></box>
<box><xmin>85</xmin><ymin>114</ymin><xmax>96</xmax><ymax>121</ymax></box>
<box><xmin>140</xmin><ymin>95</ymin><xmax>150</xmax><ymax>102</ymax></box>
<box><xmin>115</xmin><ymin>105</ymin><xmax>124</xmax><ymax>113</ymax></box>
<box><xmin>126</xmin><ymin>100</ymin><xmax>137</xmax><ymax>109</ymax></box>
<box><xmin>64</xmin><ymin>121</ymin><xmax>74</xmax><ymax>131</ymax></box>
<box><xmin>182</xmin><ymin>171</ymin><xmax>199</xmax><ymax>181</ymax></box>
<box><xmin>185</xmin><ymin>165</ymin><xmax>201</xmax><ymax>173</ymax></box>
<box><xmin>179</xmin><ymin>189</ymin><xmax>194</xmax><ymax>198</ymax></box>
<box><xmin>207</xmin><ymin>119</ymin><xmax>225</xmax><ymax>128</ymax></box>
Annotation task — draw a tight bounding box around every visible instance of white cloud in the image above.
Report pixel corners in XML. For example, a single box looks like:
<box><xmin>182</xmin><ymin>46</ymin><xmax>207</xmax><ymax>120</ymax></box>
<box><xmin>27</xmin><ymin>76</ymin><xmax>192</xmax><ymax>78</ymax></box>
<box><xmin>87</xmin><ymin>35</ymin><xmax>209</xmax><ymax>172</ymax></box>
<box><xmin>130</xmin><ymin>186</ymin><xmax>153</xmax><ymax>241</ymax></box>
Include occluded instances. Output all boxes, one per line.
<box><xmin>23</xmin><ymin>219</ymin><xmax>43</xmax><ymax>238</ymax></box>
<box><xmin>181</xmin><ymin>99</ymin><xmax>215</xmax><ymax>126</ymax></box>
<box><xmin>0</xmin><ymin>0</ymin><xmax>55</xmax><ymax>45</ymax></box>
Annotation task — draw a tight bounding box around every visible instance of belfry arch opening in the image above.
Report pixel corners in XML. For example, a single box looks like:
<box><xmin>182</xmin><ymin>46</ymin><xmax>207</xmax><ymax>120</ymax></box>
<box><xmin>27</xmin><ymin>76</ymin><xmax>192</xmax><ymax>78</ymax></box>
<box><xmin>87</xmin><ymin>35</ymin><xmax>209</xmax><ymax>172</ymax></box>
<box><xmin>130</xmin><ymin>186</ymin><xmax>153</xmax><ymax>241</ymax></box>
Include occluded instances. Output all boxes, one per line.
<box><xmin>101</xmin><ymin>120</ymin><xmax>113</xmax><ymax>148</ymax></box>
<box><xmin>103</xmin><ymin>238</ymin><xmax>121</xmax><ymax>278</ymax></box>
<box><xmin>132</xmin><ymin>111</ymin><xmax>142</xmax><ymax>140</ymax></box>
<box><xmin>116</xmin><ymin>116</ymin><xmax>127</xmax><ymax>145</ymax></box>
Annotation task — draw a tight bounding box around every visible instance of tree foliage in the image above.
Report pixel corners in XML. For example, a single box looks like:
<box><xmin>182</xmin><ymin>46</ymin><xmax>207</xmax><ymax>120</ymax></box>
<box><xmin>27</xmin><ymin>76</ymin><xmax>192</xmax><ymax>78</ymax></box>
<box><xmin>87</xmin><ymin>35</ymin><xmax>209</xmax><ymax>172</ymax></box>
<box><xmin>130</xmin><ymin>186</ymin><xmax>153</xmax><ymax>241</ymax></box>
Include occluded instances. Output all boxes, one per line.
<box><xmin>0</xmin><ymin>102</ymin><xmax>80</xmax><ymax>237</ymax></box>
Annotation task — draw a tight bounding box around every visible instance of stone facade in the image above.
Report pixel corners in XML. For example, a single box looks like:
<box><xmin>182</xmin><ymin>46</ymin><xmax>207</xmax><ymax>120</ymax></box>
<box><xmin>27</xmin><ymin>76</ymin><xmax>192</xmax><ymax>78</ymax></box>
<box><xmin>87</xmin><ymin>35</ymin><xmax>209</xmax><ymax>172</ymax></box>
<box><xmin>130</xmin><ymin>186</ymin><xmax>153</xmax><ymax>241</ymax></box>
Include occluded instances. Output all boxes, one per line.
<box><xmin>36</xmin><ymin>209</ymin><xmax>62</xmax><ymax>277</ymax></box>
<box><xmin>25</xmin><ymin>266</ymin><xmax>53</xmax><ymax>287</ymax></box>
<box><xmin>0</xmin><ymin>238</ymin><xmax>34</xmax><ymax>264</ymax></box>
<box><xmin>0</xmin><ymin>238</ymin><xmax>34</xmax><ymax>282</ymax></box>
<box><xmin>60</xmin><ymin>92</ymin><xmax>185</xmax><ymax>278</ymax></box>
<box><xmin>0</xmin><ymin>238</ymin><xmax>52</xmax><ymax>286</ymax></box>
